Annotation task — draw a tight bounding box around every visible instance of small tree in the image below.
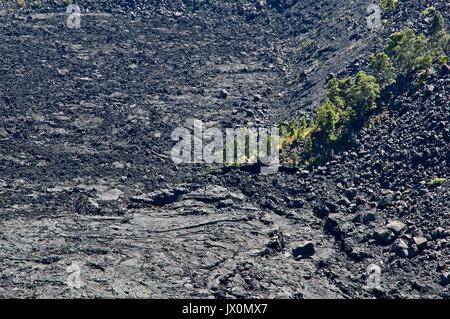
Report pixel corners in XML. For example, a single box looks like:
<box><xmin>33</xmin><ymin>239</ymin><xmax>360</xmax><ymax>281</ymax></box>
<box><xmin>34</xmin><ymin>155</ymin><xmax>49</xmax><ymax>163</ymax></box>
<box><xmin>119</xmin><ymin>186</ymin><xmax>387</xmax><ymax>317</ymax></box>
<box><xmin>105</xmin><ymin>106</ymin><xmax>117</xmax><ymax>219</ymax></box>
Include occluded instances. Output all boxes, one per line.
<box><xmin>314</xmin><ymin>100</ymin><xmax>340</xmax><ymax>142</ymax></box>
<box><xmin>370</xmin><ymin>52</ymin><xmax>396</xmax><ymax>87</ymax></box>
<box><xmin>326</xmin><ymin>76</ymin><xmax>353</xmax><ymax>111</ymax></box>
<box><xmin>348</xmin><ymin>71</ymin><xmax>381</xmax><ymax>119</ymax></box>
<box><xmin>311</xmin><ymin>99</ymin><xmax>341</xmax><ymax>156</ymax></box>
<box><xmin>385</xmin><ymin>28</ymin><xmax>430</xmax><ymax>74</ymax></box>
<box><xmin>424</xmin><ymin>8</ymin><xmax>449</xmax><ymax>55</ymax></box>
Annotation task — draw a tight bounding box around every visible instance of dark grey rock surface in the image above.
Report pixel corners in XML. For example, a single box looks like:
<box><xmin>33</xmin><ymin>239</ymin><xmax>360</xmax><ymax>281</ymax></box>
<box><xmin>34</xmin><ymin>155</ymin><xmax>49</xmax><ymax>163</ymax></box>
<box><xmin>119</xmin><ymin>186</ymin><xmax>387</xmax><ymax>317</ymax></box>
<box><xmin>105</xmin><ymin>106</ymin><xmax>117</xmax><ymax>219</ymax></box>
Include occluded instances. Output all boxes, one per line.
<box><xmin>0</xmin><ymin>0</ymin><xmax>448</xmax><ymax>299</ymax></box>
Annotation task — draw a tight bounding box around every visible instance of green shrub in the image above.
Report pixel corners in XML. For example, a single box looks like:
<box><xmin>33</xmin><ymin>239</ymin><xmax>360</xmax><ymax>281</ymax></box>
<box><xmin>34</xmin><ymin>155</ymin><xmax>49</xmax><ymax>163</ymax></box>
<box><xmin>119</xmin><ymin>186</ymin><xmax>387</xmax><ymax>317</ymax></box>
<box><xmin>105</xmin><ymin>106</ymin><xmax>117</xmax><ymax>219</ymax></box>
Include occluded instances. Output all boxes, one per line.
<box><xmin>279</xmin><ymin>117</ymin><xmax>312</xmax><ymax>147</ymax></box>
<box><xmin>438</xmin><ymin>54</ymin><xmax>448</xmax><ymax>65</ymax></box>
<box><xmin>428</xmin><ymin>177</ymin><xmax>447</xmax><ymax>186</ymax></box>
<box><xmin>310</xmin><ymin>100</ymin><xmax>339</xmax><ymax>157</ymax></box>
<box><xmin>326</xmin><ymin>72</ymin><xmax>380</xmax><ymax>119</ymax></box>
<box><xmin>370</xmin><ymin>52</ymin><xmax>396</xmax><ymax>87</ymax></box>
<box><xmin>380</xmin><ymin>0</ymin><xmax>398</xmax><ymax>12</ymax></box>
<box><xmin>348</xmin><ymin>71</ymin><xmax>381</xmax><ymax>118</ymax></box>
<box><xmin>422</xmin><ymin>6</ymin><xmax>435</xmax><ymax>16</ymax></box>
<box><xmin>306</xmin><ymin>72</ymin><xmax>380</xmax><ymax>158</ymax></box>
<box><xmin>313</xmin><ymin>99</ymin><xmax>340</xmax><ymax>142</ymax></box>
<box><xmin>326</xmin><ymin>76</ymin><xmax>354</xmax><ymax>111</ymax></box>
<box><xmin>415</xmin><ymin>53</ymin><xmax>433</xmax><ymax>70</ymax></box>
<box><xmin>385</xmin><ymin>28</ymin><xmax>431</xmax><ymax>74</ymax></box>
<box><xmin>424</xmin><ymin>8</ymin><xmax>450</xmax><ymax>55</ymax></box>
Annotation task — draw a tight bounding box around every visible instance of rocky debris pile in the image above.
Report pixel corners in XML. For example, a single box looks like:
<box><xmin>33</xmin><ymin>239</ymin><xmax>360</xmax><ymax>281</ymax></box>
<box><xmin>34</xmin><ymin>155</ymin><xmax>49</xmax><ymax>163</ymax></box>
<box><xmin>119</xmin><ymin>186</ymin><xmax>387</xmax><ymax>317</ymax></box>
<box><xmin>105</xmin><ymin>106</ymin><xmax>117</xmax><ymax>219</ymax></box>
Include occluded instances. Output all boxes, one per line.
<box><xmin>280</xmin><ymin>58</ymin><xmax>448</xmax><ymax>296</ymax></box>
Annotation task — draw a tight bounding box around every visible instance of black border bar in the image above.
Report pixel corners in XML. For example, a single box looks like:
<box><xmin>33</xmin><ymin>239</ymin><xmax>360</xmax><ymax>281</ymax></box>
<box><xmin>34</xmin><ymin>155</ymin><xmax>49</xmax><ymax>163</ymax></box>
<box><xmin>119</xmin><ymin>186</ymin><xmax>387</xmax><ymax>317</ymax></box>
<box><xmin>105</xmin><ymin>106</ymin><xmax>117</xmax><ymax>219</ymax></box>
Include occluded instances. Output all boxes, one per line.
<box><xmin>0</xmin><ymin>299</ymin><xmax>445</xmax><ymax>317</ymax></box>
